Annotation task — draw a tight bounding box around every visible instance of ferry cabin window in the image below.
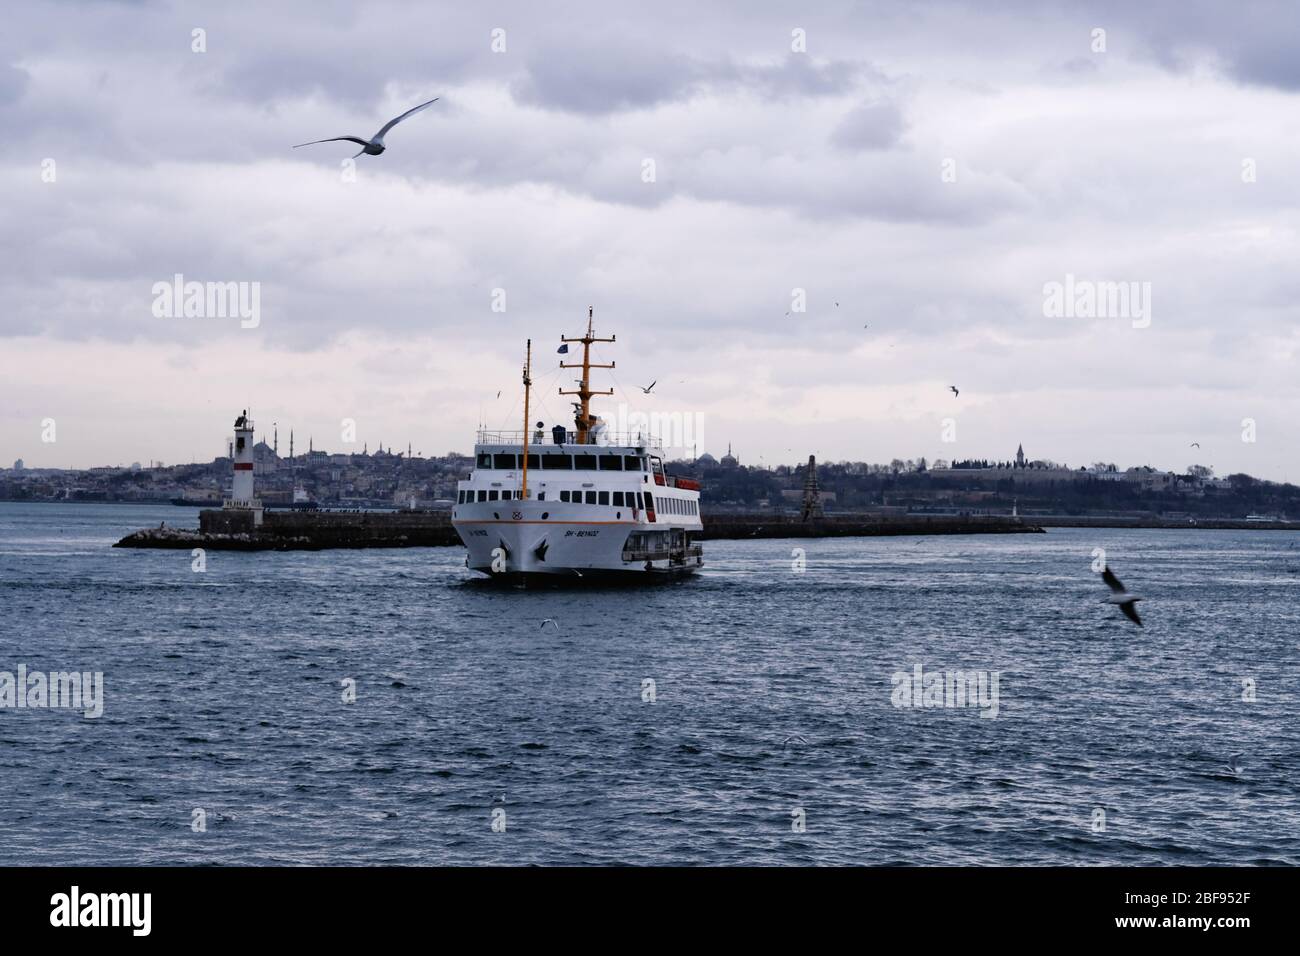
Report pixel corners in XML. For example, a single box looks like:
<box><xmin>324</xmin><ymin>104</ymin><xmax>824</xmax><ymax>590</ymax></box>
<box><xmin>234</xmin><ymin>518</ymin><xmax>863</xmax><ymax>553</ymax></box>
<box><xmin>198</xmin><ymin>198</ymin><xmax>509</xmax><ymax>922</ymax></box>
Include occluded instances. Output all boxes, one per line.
<box><xmin>542</xmin><ymin>454</ymin><xmax>572</xmax><ymax>470</ymax></box>
<box><xmin>599</xmin><ymin>455</ymin><xmax>623</xmax><ymax>470</ymax></box>
<box><xmin>636</xmin><ymin>492</ymin><xmax>644</xmax><ymax>509</ymax></box>
<box><xmin>488</xmin><ymin>490</ymin><xmax>499</xmax><ymax>501</ymax></box>
<box><xmin>598</xmin><ymin>491</ymin><xmax>609</xmax><ymax>505</ymax></box>
<box><xmin>477</xmin><ymin>490</ymin><xmax>487</xmax><ymax>502</ymax></box>
<box><xmin>524</xmin><ymin>454</ymin><xmax>538</xmax><ymax>469</ymax></box>
<box><xmin>573</xmin><ymin>454</ymin><xmax>597</xmax><ymax>470</ymax></box>
<box><xmin>559</xmin><ymin>490</ymin><xmax>570</xmax><ymax>502</ymax></box>
<box><xmin>493</xmin><ymin>454</ymin><xmax>515</xmax><ymax>469</ymax></box>
<box><xmin>612</xmin><ymin>492</ymin><xmax>624</xmax><ymax>506</ymax></box>
<box><xmin>585</xmin><ymin>491</ymin><xmax>597</xmax><ymax>505</ymax></box>
<box><xmin>644</xmin><ymin>492</ymin><xmax>654</xmax><ymax>511</ymax></box>
<box><xmin>477</xmin><ymin>453</ymin><xmax>492</xmax><ymax>468</ymax></box>
<box><xmin>501</xmin><ymin>490</ymin><xmax>511</xmax><ymax>500</ymax></box>
<box><xmin>624</xmin><ymin>456</ymin><xmax>643</xmax><ymax>471</ymax></box>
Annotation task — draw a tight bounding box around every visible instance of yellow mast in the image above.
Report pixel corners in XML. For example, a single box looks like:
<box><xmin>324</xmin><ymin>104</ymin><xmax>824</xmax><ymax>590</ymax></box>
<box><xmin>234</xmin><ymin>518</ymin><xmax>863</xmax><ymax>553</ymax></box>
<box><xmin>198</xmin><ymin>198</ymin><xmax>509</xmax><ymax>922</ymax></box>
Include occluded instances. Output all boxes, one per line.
<box><xmin>520</xmin><ymin>339</ymin><xmax>532</xmax><ymax>499</ymax></box>
<box><xmin>559</xmin><ymin>306</ymin><xmax>615</xmax><ymax>445</ymax></box>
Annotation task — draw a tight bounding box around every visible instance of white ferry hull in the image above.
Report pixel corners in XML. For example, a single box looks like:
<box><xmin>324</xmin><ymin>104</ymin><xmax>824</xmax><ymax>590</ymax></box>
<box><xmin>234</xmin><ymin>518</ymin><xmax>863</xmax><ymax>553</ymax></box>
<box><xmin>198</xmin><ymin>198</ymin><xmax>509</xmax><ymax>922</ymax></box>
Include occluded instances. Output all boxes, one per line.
<box><xmin>452</xmin><ymin>502</ymin><xmax>702</xmax><ymax>580</ymax></box>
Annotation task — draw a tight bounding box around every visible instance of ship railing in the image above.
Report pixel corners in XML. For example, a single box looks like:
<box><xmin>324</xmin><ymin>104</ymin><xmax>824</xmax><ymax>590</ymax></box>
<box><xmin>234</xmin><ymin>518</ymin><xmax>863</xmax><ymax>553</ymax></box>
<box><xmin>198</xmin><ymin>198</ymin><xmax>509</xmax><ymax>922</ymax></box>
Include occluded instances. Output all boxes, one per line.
<box><xmin>222</xmin><ymin>498</ymin><xmax>263</xmax><ymax>510</ymax></box>
<box><xmin>476</xmin><ymin>429</ymin><xmax>664</xmax><ymax>450</ymax></box>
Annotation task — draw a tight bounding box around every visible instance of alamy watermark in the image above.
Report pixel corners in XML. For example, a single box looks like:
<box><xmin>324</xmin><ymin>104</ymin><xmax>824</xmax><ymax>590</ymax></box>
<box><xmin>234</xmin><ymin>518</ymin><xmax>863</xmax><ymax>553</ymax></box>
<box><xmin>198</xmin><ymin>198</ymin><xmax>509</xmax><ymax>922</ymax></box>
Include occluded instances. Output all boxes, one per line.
<box><xmin>151</xmin><ymin>273</ymin><xmax>261</xmax><ymax>328</ymax></box>
<box><xmin>611</xmin><ymin>403</ymin><xmax>703</xmax><ymax>456</ymax></box>
<box><xmin>1043</xmin><ymin>274</ymin><xmax>1151</xmax><ymax>329</ymax></box>
<box><xmin>890</xmin><ymin>663</ymin><xmax>1000</xmax><ymax>718</ymax></box>
<box><xmin>0</xmin><ymin>665</ymin><xmax>104</xmax><ymax>718</ymax></box>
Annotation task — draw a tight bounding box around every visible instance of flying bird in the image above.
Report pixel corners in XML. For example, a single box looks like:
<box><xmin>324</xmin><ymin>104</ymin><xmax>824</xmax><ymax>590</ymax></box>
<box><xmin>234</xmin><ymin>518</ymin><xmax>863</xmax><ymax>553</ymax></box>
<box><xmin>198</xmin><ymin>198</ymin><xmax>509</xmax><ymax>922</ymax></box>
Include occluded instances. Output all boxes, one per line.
<box><xmin>540</xmin><ymin>619</ymin><xmax>559</xmax><ymax>631</ymax></box>
<box><xmin>949</xmin><ymin>386</ymin><xmax>960</xmax><ymax>397</ymax></box>
<box><xmin>1226</xmin><ymin>754</ymin><xmax>1243</xmax><ymax>775</ymax></box>
<box><xmin>293</xmin><ymin>96</ymin><xmax>440</xmax><ymax>158</ymax></box>
<box><xmin>1100</xmin><ymin>567</ymin><xmax>1143</xmax><ymax>627</ymax></box>
<box><xmin>639</xmin><ymin>381</ymin><xmax>657</xmax><ymax>394</ymax></box>
<box><xmin>1190</xmin><ymin>442</ymin><xmax>1200</xmax><ymax>448</ymax></box>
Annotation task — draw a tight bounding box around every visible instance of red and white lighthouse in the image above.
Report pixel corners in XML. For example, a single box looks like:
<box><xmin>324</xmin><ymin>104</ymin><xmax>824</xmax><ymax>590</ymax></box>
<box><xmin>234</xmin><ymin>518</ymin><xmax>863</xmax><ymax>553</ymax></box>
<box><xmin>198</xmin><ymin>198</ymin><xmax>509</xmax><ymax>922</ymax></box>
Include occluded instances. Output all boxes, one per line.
<box><xmin>225</xmin><ymin>410</ymin><xmax>260</xmax><ymax>521</ymax></box>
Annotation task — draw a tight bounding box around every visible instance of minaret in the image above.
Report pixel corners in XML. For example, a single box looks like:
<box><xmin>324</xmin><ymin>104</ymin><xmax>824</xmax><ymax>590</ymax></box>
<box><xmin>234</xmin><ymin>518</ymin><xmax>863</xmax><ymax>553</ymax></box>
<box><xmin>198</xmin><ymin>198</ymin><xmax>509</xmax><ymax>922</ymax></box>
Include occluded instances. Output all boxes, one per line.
<box><xmin>800</xmin><ymin>454</ymin><xmax>825</xmax><ymax>521</ymax></box>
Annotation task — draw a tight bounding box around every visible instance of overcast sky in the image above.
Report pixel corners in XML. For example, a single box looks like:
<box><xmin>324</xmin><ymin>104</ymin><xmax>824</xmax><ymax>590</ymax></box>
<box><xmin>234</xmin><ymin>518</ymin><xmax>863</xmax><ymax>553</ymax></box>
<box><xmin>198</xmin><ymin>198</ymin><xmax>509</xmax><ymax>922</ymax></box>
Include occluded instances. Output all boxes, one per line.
<box><xmin>3</xmin><ymin>0</ymin><xmax>1298</xmax><ymax>479</ymax></box>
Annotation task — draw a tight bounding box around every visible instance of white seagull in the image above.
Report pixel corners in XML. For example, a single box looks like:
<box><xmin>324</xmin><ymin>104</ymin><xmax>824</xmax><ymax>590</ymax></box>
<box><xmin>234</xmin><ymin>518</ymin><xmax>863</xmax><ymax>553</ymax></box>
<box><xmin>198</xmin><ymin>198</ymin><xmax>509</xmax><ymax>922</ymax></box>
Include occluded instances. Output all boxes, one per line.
<box><xmin>639</xmin><ymin>381</ymin><xmax>657</xmax><ymax>394</ymax></box>
<box><xmin>1100</xmin><ymin>567</ymin><xmax>1143</xmax><ymax>627</ymax></box>
<box><xmin>294</xmin><ymin>96</ymin><xmax>440</xmax><ymax>158</ymax></box>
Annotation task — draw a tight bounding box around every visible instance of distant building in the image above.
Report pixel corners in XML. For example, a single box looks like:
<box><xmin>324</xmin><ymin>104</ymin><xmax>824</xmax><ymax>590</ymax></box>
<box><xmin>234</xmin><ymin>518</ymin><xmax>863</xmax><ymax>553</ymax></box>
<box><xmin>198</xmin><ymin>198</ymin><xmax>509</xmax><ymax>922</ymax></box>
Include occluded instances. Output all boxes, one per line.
<box><xmin>12</xmin><ymin>459</ymin><xmax>23</xmax><ymax>472</ymax></box>
<box><xmin>720</xmin><ymin>443</ymin><xmax>739</xmax><ymax>468</ymax></box>
<box><xmin>253</xmin><ymin>440</ymin><xmax>279</xmax><ymax>475</ymax></box>
<box><xmin>1015</xmin><ymin>444</ymin><xmax>1026</xmax><ymax>468</ymax></box>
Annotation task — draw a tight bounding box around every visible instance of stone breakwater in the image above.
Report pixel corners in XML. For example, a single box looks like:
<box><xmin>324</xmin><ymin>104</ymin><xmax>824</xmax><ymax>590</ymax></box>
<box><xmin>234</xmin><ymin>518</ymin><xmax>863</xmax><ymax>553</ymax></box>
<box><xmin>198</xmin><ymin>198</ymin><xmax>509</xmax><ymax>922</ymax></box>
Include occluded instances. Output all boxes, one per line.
<box><xmin>114</xmin><ymin>509</ymin><xmax>1042</xmax><ymax>551</ymax></box>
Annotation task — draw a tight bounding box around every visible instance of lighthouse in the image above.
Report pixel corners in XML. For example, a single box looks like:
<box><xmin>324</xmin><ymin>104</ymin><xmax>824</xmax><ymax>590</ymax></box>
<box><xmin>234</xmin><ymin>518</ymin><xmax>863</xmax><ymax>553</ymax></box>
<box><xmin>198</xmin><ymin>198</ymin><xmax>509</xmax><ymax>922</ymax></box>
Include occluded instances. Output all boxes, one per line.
<box><xmin>225</xmin><ymin>409</ymin><xmax>262</xmax><ymax>523</ymax></box>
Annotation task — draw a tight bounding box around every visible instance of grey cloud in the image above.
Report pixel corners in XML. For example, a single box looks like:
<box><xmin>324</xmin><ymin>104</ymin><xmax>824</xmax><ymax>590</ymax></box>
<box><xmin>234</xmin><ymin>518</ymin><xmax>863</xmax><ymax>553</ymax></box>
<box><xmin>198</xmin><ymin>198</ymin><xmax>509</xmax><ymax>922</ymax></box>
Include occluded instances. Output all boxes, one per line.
<box><xmin>512</xmin><ymin>44</ymin><xmax>871</xmax><ymax>114</ymax></box>
<box><xmin>0</xmin><ymin>63</ymin><xmax>29</xmax><ymax>104</ymax></box>
<box><xmin>831</xmin><ymin>99</ymin><xmax>906</xmax><ymax>151</ymax></box>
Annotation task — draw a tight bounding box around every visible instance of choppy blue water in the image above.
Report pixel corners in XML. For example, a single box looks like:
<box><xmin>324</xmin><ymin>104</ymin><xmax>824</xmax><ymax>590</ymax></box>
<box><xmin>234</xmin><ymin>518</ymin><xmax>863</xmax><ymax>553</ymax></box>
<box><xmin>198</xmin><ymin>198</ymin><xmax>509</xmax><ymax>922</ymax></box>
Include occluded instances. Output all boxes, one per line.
<box><xmin>2</xmin><ymin>502</ymin><xmax>1298</xmax><ymax>865</ymax></box>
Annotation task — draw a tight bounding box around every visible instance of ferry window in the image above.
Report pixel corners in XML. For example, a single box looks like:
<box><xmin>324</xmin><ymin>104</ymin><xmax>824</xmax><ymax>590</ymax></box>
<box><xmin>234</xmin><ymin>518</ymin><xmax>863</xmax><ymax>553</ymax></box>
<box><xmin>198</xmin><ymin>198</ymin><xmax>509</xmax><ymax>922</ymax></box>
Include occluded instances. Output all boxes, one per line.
<box><xmin>559</xmin><ymin>490</ymin><xmax>569</xmax><ymax>502</ymax></box>
<box><xmin>538</xmin><ymin>492</ymin><xmax>545</xmax><ymax>501</ymax></box>
<box><xmin>644</xmin><ymin>492</ymin><xmax>654</xmax><ymax>511</ymax></box>
<box><xmin>542</xmin><ymin>454</ymin><xmax>572</xmax><ymax>470</ymax></box>
<box><xmin>599</xmin><ymin>455</ymin><xmax>623</xmax><ymax>470</ymax></box>
<box><xmin>488</xmin><ymin>490</ymin><xmax>499</xmax><ymax>501</ymax></box>
<box><xmin>477</xmin><ymin>453</ymin><xmax>492</xmax><ymax>468</ymax></box>
<box><xmin>493</xmin><ymin>454</ymin><xmax>515</xmax><ymax>469</ymax></box>
<box><xmin>585</xmin><ymin>491</ymin><xmax>597</xmax><ymax>505</ymax></box>
<box><xmin>636</xmin><ymin>492</ymin><xmax>644</xmax><ymax>509</ymax></box>
<box><xmin>598</xmin><ymin>491</ymin><xmax>609</xmax><ymax>505</ymax></box>
<box><xmin>477</xmin><ymin>490</ymin><xmax>487</xmax><ymax>502</ymax></box>
<box><xmin>525</xmin><ymin>454</ymin><xmax>539</xmax><ymax>469</ymax></box>
<box><xmin>573</xmin><ymin>454</ymin><xmax>597</xmax><ymax>470</ymax></box>
<box><xmin>612</xmin><ymin>492</ymin><xmax>624</xmax><ymax>506</ymax></box>
<box><xmin>501</xmin><ymin>490</ymin><xmax>511</xmax><ymax>500</ymax></box>
<box><xmin>623</xmin><ymin>456</ymin><xmax>642</xmax><ymax>471</ymax></box>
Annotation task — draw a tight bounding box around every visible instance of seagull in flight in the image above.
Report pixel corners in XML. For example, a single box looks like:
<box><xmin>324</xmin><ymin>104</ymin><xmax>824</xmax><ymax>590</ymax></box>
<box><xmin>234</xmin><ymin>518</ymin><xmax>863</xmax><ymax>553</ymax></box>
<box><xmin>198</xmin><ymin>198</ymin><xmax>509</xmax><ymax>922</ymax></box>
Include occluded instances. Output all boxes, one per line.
<box><xmin>1226</xmin><ymin>753</ymin><xmax>1243</xmax><ymax>775</ymax></box>
<box><xmin>294</xmin><ymin>96</ymin><xmax>440</xmax><ymax>158</ymax></box>
<box><xmin>1100</xmin><ymin>567</ymin><xmax>1143</xmax><ymax>627</ymax></box>
<box><xmin>949</xmin><ymin>385</ymin><xmax>960</xmax><ymax>397</ymax></box>
<box><xmin>1190</xmin><ymin>442</ymin><xmax>1200</xmax><ymax>448</ymax></box>
<box><xmin>639</xmin><ymin>381</ymin><xmax>657</xmax><ymax>394</ymax></box>
<box><xmin>540</xmin><ymin>619</ymin><xmax>559</xmax><ymax>631</ymax></box>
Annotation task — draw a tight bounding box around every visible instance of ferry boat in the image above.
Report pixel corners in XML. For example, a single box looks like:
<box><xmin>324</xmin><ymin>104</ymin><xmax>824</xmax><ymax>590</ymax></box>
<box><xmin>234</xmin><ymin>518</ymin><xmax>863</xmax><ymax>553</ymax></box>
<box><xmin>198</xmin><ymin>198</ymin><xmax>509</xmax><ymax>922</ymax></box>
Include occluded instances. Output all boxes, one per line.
<box><xmin>452</xmin><ymin>309</ymin><xmax>703</xmax><ymax>581</ymax></box>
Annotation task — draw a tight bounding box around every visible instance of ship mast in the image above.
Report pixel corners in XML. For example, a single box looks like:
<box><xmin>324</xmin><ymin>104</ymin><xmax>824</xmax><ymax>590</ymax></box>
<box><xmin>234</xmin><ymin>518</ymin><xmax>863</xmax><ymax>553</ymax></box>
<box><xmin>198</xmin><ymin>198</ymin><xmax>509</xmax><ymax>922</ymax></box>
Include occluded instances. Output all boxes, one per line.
<box><xmin>559</xmin><ymin>306</ymin><xmax>615</xmax><ymax>445</ymax></box>
<box><xmin>520</xmin><ymin>339</ymin><xmax>532</xmax><ymax>499</ymax></box>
